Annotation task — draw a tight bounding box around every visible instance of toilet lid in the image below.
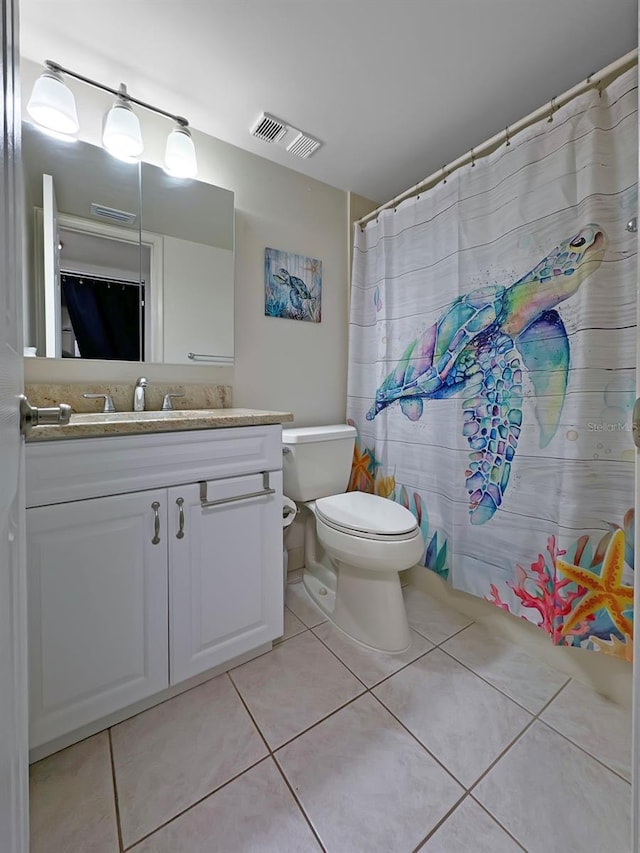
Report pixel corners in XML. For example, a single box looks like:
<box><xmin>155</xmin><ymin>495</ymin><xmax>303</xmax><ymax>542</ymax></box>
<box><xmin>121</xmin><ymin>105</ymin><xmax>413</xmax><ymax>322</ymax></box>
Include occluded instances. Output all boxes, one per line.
<box><xmin>315</xmin><ymin>492</ymin><xmax>418</xmax><ymax>536</ymax></box>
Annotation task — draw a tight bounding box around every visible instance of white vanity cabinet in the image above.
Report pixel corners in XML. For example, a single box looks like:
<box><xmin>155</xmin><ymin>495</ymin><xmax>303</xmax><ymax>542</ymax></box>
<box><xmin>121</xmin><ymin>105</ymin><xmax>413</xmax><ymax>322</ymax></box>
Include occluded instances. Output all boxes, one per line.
<box><xmin>26</xmin><ymin>425</ymin><xmax>284</xmax><ymax>752</ymax></box>
<box><xmin>26</xmin><ymin>490</ymin><xmax>170</xmax><ymax>749</ymax></box>
<box><xmin>169</xmin><ymin>473</ymin><xmax>281</xmax><ymax>682</ymax></box>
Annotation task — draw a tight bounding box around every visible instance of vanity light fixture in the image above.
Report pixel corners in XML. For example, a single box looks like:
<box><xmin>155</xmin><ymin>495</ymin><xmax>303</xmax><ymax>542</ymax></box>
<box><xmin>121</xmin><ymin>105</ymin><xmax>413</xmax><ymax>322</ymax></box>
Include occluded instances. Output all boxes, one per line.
<box><xmin>164</xmin><ymin>122</ymin><xmax>198</xmax><ymax>178</ymax></box>
<box><xmin>102</xmin><ymin>85</ymin><xmax>144</xmax><ymax>160</ymax></box>
<box><xmin>27</xmin><ymin>60</ymin><xmax>198</xmax><ymax>177</ymax></box>
<box><xmin>26</xmin><ymin>65</ymin><xmax>79</xmax><ymax>135</ymax></box>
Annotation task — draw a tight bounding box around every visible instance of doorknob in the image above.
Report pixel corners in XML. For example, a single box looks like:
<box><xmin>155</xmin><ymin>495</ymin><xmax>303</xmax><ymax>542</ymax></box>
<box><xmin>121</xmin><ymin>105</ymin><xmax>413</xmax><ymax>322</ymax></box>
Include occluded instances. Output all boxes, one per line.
<box><xmin>19</xmin><ymin>394</ymin><xmax>71</xmax><ymax>435</ymax></box>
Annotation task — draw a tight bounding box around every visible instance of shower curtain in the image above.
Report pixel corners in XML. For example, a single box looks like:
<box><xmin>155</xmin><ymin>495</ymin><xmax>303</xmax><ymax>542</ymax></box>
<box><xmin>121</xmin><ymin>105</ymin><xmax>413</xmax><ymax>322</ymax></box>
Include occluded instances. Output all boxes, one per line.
<box><xmin>347</xmin><ymin>66</ymin><xmax>637</xmax><ymax>659</ymax></box>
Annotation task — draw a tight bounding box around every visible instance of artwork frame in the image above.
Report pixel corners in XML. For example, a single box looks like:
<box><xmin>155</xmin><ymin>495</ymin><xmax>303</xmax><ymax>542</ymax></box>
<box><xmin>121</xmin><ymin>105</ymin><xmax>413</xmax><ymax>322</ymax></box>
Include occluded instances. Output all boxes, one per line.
<box><xmin>264</xmin><ymin>247</ymin><xmax>322</xmax><ymax>322</ymax></box>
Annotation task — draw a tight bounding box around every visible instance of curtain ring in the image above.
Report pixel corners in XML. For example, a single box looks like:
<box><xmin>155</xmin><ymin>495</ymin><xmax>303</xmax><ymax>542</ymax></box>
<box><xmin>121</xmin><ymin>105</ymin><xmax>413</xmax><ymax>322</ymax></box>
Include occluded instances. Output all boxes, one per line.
<box><xmin>505</xmin><ymin>126</ymin><xmax>511</xmax><ymax>147</ymax></box>
<box><xmin>442</xmin><ymin>165</ymin><xmax>448</xmax><ymax>184</ymax></box>
<box><xmin>547</xmin><ymin>96</ymin><xmax>557</xmax><ymax>123</ymax></box>
<box><xmin>470</xmin><ymin>148</ymin><xmax>476</xmax><ymax>167</ymax></box>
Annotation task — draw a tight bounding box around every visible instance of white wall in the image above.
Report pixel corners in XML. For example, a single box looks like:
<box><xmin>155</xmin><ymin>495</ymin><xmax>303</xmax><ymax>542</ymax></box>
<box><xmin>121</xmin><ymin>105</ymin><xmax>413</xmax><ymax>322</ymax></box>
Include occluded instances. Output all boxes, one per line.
<box><xmin>21</xmin><ymin>58</ymin><xmax>350</xmax><ymax>425</ymax></box>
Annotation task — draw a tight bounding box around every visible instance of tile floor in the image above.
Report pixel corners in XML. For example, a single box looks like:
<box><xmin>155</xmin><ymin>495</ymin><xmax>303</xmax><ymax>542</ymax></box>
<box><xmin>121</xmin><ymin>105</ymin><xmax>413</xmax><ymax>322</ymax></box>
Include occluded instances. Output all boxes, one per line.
<box><xmin>29</xmin><ymin>582</ymin><xmax>633</xmax><ymax>853</ymax></box>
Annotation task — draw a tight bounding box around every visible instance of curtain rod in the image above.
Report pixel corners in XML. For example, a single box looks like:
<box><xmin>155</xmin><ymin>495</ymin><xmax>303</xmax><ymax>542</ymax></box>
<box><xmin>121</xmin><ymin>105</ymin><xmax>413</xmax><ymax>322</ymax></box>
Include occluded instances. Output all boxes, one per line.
<box><xmin>61</xmin><ymin>270</ymin><xmax>145</xmax><ymax>286</ymax></box>
<box><xmin>358</xmin><ymin>48</ymin><xmax>638</xmax><ymax>228</ymax></box>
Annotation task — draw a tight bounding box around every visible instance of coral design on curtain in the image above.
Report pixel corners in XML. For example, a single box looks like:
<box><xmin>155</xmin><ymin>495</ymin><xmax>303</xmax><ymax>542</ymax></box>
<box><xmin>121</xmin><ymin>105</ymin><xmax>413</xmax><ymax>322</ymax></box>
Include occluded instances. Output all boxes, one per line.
<box><xmin>347</xmin><ymin>67</ymin><xmax>637</xmax><ymax>659</ymax></box>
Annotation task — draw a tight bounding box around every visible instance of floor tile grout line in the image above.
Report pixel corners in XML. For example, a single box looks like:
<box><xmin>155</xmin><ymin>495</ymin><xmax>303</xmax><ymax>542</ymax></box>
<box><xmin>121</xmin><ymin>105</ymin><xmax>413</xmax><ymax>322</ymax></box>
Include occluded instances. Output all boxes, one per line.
<box><xmin>300</xmin><ymin>585</ymin><xmax>627</xmax><ymax>768</ymax></box>
<box><xmin>435</xmin><ymin>643</ymin><xmax>571</xmax><ymax>716</ymax></box>
<box><xmin>468</xmin><ymin>793</ymin><xmax>531</xmax><ymax>852</ymax></box>
<box><xmin>37</xmin><ymin>580</ymin><xmax>609</xmax><ymax>841</ymax></box>
<box><xmin>407</xmin><ymin>610</ymin><xmax>475</xmax><ymax>646</ymax></box>
<box><xmin>408</xmin><ymin>790</ymin><xmax>468</xmax><ymax>853</ymax></box>
<box><xmin>271</xmin><ymin>753</ymin><xmax>328</xmax><ymax>852</ymax></box>
<box><xmin>54</xmin><ymin>583</ymin><xmax>630</xmax><ymax>851</ymax></box>
<box><xmin>468</xmin><ymin>716</ymin><xmax>539</xmax><ymax>801</ymax></box>
<box><xmin>243</xmin><ymin>619</ymin><xmax>480</xmax><ymax>853</ymax></box>
<box><xmin>274</xmin><ymin>624</ymin><xmax>310</xmax><ymax>646</ymax></box>
<box><xmin>227</xmin><ymin>670</ymin><xmax>275</xmax><ymax>756</ymax></box>
<box><xmin>233</xmin><ymin>609</ymin><xmax>541</xmax><ymax>853</ymax></box>
<box><xmin>371</xmin><ymin>657</ymin><xmax>571</xmax><ymax>807</ymax></box>
<box><xmin>106</xmin><ymin>665</ymin><xmax>244</xmax><ymax>736</ymax></box>
<box><xmin>532</xmin><ymin>675</ymin><xmax>633</xmax><ymax>784</ymax></box>
<box><xmin>272</xmin><ymin>691</ymin><xmax>368</xmax><ymax>754</ymax></box>
<box><xmin>465</xmin><ymin>676</ymin><xmax>576</xmax><ymax>804</ymax></box>
<box><xmin>294</xmin><ymin>616</ymin><xmax>328</xmax><ymax>631</ymax></box>
<box><xmin>227</xmin><ymin>638</ymin><xmax>370</xmax><ymax>754</ymax></box>
<box><xmin>310</xmin><ymin>623</ymin><xmax>439</xmax><ymax>692</ymax></box>
<box><xmin>367</xmin><ymin>691</ymin><xmax>467</xmax><ymax>790</ymax></box>
<box><xmin>228</xmin><ymin>646</ymin><xmax>366</xmax><ymax>852</ymax></box>
<box><xmin>107</xmin><ymin>729</ymin><xmax>125</xmax><ymax>853</ymax></box>
<box><xmin>116</xmin><ymin>675</ymin><xmax>629</xmax><ymax>853</ymax></box>
<box><xmin>120</xmin><ymin>670</ymin><xmax>272</xmax><ymax>850</ymax></box>
<box><xmin>120</xmin><ymin>754</ymin><xmax>270</xmax><ymax>851</ymax></box>
<box><xmin>308</xmin><ymin>626</ymin><xmax>384</xmax><ymax>689</ymax></box>
<box><xmin>535</xmin><ymin>716</ymin><xmax>632</xmax><ymax>785</ymax></box>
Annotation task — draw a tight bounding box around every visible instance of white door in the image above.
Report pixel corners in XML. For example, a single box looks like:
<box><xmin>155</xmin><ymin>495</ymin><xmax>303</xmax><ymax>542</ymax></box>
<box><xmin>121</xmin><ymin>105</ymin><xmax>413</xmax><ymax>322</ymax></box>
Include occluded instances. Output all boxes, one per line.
<box><xmin>42</xmin><ymin>173</ymin><xmax>62</xmax><ymax>358</ymax></box>
<box><xmin>169</xmin><ymin>474</ymin><xmax>283</xmax><ymax>683</ymax></box>
<box><xmin>0</xmin><ymin>0</ymin><xmax>29</xmax><ymax>850</ymax></box>
<box><xmin>27</xmin><ymin>491</ymin><xmax>169</xmax><ymax>748</ymax></box>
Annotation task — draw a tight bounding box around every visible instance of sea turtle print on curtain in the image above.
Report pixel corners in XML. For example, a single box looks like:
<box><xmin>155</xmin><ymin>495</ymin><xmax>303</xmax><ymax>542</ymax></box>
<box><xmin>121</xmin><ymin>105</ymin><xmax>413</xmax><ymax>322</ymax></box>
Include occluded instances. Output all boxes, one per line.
<box><xmin>366</xmin><ymin>225</ymin><xmax>606</xmax><ymax>525</ymax></box>
<box><xmin>347</xmin><ymin>67</ymin><xmax>637</xmax><ymax>659</ymax></box>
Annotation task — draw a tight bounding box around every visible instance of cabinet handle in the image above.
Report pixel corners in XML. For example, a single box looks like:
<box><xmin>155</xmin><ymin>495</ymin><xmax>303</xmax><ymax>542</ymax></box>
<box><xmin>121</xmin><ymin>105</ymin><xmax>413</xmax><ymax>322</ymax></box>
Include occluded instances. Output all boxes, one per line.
<box><xmin>199</xmin><ymin>472</ymin><xmax>275</xmax><ymax>508</ymax></box>
<box><xmin>176</xmin><ymin>497</ymin><xmax>185</xmax><ymax>539</ymax></box>
<box><xmin>151</xmin><ymin>501</ymin><xmax>161</xmax><ymax>544</ymax></box>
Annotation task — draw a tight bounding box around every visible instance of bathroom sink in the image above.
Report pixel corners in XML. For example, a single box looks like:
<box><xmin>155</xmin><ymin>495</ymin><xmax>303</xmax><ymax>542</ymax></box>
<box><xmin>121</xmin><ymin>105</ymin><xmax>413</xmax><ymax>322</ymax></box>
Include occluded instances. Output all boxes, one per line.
<box><xmin>72</xmin><ymin>409</ymin><xmax>216</xmax><ymax>423</ymax></box>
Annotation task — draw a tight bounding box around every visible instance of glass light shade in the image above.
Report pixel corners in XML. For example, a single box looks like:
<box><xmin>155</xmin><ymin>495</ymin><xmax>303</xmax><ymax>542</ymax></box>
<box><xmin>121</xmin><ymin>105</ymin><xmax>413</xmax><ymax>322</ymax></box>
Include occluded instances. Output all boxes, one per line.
<box><xmin>102</xmin><ymin>98</ymin><xmax>144</xmax><ymax>160</ymax></box>
<box><xmin>27</xmin><ymin>69</ymin><xmax>79</xmax><ymax>135</ymax></box>
<box><xmin>164</xmin><ymin>125</ymin><xmax>198</xmax><ymax>178</ymax></box>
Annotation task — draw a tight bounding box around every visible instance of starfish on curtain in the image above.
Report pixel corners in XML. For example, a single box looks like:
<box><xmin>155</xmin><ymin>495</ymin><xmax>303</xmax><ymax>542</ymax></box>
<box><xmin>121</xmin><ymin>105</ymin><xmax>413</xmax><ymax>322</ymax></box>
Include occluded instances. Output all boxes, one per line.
<box><xmin>348</xmin><ymin>444</ymin><xmax>376</xmax><ymax>492</ymax></box>
<box><xmin>557</xmin><ymin>528</ymin><xmax>634</xmax><ymax>638</ymax></box>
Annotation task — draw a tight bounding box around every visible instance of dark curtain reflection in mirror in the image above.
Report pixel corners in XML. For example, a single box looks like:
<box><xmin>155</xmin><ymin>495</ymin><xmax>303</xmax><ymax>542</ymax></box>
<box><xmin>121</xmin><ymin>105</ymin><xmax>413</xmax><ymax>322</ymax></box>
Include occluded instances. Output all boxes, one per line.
<box><xmin>61</xmin><ymin>273</ymin><xmax>144</xmax><ymax>360</ymax></box>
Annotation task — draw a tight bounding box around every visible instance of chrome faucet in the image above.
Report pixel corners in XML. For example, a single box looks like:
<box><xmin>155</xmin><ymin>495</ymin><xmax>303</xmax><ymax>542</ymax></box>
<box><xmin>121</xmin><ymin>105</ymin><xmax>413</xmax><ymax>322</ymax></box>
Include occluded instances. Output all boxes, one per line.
<box><xmin>83</xmin><ymin>392</ymin><xmax>116</xmax><ymax>413</ymax></box>
<box><xmin>161</xmin><ymin>391</ymin><xmax>185</xmax><ymax>411</ymax></box>
<box><xmin>133</xmin><ymin>377</ymin><xmax>148</xmax><ymax>412</ymax></box>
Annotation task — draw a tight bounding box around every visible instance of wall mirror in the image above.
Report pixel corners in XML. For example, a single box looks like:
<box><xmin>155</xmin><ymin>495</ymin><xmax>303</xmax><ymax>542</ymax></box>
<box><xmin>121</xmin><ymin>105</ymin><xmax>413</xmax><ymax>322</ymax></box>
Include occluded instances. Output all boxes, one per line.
<box><xmin>22</xmin><ymin>121</ymin><xmax>235</xmax><ymax>365</ymax></box>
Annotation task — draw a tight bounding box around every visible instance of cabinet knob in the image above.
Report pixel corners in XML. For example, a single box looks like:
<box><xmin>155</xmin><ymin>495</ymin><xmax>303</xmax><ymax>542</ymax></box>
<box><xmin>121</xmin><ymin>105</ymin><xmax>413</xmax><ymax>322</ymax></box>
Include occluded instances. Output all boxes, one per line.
<box><xmin>151</xmin><ymin>501</ymin><xmax>161</xmax><ymax>545</ymax></box>
<box><xmin>176</xmin><ymin>497</ymin><xmax>185</xmax><ymax>539</ymax></box>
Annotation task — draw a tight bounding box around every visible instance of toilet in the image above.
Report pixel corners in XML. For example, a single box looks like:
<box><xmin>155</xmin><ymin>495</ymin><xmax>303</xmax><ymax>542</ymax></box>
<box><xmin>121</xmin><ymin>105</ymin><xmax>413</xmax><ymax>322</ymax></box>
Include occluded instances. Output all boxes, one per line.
<box><xmin>282</xmin><ymin>425</ymin><xmax>425</xmax><ymax>653</ymax></box>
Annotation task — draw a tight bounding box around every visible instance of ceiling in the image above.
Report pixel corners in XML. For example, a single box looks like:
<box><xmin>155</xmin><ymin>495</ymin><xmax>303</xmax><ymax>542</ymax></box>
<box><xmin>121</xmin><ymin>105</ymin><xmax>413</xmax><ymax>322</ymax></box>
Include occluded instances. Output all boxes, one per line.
<box><xmin>19</xmin><ymin>0</ymin><xmax>638</xmax><ymax>204</ymax></box>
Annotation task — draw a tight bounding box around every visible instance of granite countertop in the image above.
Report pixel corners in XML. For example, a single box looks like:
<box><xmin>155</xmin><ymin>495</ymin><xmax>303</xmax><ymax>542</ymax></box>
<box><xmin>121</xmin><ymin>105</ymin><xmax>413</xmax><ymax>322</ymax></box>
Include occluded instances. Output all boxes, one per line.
<box><xmin>26</xmin><ymin>408</ymin><xmax>294</xmax><ymax>442</ymax></box>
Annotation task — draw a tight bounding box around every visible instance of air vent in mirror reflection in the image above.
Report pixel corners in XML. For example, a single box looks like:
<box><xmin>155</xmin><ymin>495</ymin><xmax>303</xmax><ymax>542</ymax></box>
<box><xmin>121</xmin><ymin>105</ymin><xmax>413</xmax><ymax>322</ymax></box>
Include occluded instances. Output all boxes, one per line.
<box><xmin>90</xmin><ymin>203</ymin><xmax>137</xmax><ymax>224</ymax></box>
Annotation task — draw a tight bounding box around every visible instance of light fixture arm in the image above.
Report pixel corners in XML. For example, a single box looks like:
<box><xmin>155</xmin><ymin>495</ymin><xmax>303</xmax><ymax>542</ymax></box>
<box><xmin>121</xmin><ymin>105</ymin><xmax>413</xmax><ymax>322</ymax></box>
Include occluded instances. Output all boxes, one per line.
<box><xmin>44</xmin><ymin>59</ymin><xmax>189</xmax><ymax>127</ymax></box>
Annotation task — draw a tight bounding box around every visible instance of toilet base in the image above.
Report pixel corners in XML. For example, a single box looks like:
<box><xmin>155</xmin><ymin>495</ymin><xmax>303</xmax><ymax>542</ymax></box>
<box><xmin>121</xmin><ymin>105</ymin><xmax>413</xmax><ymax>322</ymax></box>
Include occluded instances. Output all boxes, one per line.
<box><xmin>303</xmin><ymin>559</ymin><xmax>411</xmax><ymax>654</ymax></box>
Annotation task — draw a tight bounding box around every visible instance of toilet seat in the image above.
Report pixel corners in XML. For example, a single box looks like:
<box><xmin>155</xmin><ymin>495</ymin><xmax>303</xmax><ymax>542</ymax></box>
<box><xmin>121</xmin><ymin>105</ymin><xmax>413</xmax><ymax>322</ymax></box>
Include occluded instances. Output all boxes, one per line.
<box><xmin>315</xmin><ymin>492</ymin><xmax>419</xmax><ymax>541</ymax></box>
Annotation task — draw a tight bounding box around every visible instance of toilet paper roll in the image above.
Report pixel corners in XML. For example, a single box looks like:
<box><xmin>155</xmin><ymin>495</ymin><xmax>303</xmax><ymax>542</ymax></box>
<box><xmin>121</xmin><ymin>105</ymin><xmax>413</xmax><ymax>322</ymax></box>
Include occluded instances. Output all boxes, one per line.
<box><xmin>282</xmin><ymin>496</ymin><xmax>298</xmax><ymax>528</ymax></box>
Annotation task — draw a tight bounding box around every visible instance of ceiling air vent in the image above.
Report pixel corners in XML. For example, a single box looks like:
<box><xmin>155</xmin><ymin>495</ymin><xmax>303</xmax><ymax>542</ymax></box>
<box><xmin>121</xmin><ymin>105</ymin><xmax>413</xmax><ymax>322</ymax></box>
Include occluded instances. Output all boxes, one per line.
<box><xmin>250</xmin><ymin>112</ymin><xmax>287</xmax><ymax>144</ymax></box>
<box><xmin>90</xmin><ymin>203</ymin><xmax>137</xmax><ymax>224</ymax></box>
<box><xmin>286</xmin><ymin>131</ymin><xmax>321</xmax><ymax>159</ymax></box>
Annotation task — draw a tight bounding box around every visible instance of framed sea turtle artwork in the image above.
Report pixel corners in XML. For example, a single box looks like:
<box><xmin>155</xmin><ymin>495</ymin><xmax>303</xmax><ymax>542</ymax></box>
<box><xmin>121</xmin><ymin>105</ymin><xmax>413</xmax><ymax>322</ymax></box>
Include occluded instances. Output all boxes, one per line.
<box><xmin>264</xmin><ymin>247</ymin><xmax>322</xmax><ymax>322</ymax></box>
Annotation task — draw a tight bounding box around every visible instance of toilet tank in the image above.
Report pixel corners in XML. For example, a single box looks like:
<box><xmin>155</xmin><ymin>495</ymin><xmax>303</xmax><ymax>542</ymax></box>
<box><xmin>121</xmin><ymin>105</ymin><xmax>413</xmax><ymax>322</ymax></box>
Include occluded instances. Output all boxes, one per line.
<box><xmin>282</xmin><ymin>424</ymin><xmax>357</xmax><ymax>502</ymax></box>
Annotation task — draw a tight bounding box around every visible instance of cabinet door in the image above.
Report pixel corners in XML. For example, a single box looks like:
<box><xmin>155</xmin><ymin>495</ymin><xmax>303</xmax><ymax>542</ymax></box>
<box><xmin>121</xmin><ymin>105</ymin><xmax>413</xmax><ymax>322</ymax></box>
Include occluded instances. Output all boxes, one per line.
<box><xmin>27</xmin><ymin>490</ymin><xmax>169</xmax><ymax>747</ymax></box>
<box><xmin>169</xmin><ymin>472</ymin><xmax>283</xmax><ymax>683</ymax></box>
